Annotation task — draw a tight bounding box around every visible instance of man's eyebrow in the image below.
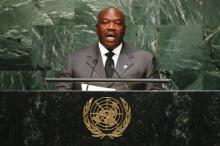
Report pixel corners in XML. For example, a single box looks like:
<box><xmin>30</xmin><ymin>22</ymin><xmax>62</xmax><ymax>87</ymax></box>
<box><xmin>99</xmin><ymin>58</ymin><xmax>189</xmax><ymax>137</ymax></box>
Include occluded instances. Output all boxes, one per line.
<box><xmin>100</xmin><ymin>18</ymin><xmax>123</xmax><ymax>21</ymax></box>
<box><xmin>114</xmin><ymin>19</ymin><xmax>123</xmax><ymax>21</ymax></box>
<box><xmin>100</xmin><ymin>18</ymin><xmax>109</xmax><ymax>20</ymax></box>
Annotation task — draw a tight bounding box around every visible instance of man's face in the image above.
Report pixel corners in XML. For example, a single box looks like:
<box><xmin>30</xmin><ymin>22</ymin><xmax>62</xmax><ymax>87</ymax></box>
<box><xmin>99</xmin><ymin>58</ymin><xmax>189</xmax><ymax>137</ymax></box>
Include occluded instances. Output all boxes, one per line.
<box><xmin>96</xmin><ymin>8</ymin><xmax>126</xmax><ymax>50</ymax></box>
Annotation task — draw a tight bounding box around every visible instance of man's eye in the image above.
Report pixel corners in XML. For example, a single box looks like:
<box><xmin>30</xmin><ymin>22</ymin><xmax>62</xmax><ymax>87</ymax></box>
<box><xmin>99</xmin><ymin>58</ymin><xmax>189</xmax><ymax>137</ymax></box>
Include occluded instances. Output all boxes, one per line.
<box><xmin>101</xmin><ymin>20</ymin><xmax>109</xmax><ymax>24</ymax></box>
<box><xmin>115</xmin><ymin>20</ymin><xmax>122</xmax><ymax>25</ymax></box>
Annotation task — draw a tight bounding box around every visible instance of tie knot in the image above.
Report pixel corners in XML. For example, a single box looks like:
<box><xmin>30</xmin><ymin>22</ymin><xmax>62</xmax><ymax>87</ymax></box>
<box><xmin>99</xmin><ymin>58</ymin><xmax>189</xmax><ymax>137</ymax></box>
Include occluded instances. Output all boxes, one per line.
<box><xmin>105</xmin><ymin>51</ymin><xmax>114</xmax><ymax>58</ymax></box>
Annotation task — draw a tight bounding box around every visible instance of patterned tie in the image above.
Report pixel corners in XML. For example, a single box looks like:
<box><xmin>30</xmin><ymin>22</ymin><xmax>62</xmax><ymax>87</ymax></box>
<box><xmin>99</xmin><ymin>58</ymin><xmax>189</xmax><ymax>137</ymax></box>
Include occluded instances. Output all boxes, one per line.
<box><xmin>105</xmin><ymin>51</ymin><xmax>115</xmax><ymax>78</ymax></box>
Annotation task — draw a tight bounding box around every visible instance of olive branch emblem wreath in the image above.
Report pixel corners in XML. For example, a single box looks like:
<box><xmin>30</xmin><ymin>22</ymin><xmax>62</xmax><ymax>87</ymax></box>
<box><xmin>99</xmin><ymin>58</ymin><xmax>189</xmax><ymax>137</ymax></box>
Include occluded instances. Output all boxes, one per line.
<box><xmin>83</xmin><ymin>97</ymin><xmax>131</xmax><ymax>139</ymax></box>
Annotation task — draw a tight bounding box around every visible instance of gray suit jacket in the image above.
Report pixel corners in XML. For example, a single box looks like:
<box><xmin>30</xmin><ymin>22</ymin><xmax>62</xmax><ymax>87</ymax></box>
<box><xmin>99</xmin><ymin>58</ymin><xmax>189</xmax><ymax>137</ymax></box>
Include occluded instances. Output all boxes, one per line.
<box><xmin>56</xmin><ymin>42</ymin><xmax>161</xmax><ymax>90</ymax></box>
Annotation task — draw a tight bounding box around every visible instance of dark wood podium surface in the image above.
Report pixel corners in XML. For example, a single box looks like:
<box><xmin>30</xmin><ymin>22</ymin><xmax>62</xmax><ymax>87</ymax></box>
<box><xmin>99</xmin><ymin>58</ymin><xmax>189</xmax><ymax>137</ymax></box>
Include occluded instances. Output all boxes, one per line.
<box><xmin>0</xmin><ymin>91</ymin><xmax>219</xmax><ymax>146</ymax></box>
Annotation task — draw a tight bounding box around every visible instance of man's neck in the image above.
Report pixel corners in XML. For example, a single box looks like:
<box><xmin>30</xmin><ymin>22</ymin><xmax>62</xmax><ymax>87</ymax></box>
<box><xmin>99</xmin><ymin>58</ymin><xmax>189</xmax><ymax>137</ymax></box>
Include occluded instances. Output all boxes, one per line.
<box><xmin>98</xmin><ymin>42</ymin><xmax>123</xmax><ymax>67</ymax></box>
<box><xmin>98</xmin><ymin>42</ymin><xmax>122</xmax><ymax>53</ymax></box>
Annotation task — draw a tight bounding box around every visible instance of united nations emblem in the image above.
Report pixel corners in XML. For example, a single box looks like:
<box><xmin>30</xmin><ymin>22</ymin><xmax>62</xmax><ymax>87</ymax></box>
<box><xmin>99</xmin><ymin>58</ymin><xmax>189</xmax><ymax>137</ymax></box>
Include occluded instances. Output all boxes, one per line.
<box><xmin>83</xmin><ymin>97</ymin><xmax>131</xmax><ymax>139</ymax></box>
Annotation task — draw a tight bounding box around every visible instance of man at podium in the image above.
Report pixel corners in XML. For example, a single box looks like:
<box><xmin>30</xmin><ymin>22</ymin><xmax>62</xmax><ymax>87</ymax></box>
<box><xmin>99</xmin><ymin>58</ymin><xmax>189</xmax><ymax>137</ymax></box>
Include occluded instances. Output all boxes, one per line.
<box><xmin>56</xmin><ymin>7</ymin><xmax>161</xmax><ymax>90</ymax></box>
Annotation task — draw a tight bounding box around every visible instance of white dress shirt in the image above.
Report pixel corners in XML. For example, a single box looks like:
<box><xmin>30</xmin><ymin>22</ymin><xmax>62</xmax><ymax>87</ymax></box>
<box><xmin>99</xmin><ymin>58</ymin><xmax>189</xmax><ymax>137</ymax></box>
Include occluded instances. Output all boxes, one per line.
<box><xmin>98</xmin><ymin>42</ymin><xmax>122</xmax><ymax>67</ymax></box>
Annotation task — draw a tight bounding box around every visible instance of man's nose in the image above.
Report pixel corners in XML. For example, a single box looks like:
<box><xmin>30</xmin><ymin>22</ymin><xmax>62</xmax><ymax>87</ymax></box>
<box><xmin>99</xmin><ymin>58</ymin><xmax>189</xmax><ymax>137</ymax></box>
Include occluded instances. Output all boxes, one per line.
<box><xmin>107</xmin><ymin>22</ymin><xmax>116</xmax><ymax>30</ymax></box>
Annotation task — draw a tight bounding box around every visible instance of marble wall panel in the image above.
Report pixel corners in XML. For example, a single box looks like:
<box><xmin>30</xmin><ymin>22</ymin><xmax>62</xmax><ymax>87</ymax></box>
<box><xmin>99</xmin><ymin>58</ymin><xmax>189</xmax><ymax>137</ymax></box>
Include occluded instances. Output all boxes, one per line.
<box><xmin>202</xmin><ymin>0</ymin><xmax>220</xmax><ymax>27</ymax></box>
<box><xmin>0</xmin><ymin>70</ymin><xmax>56</xmax><ymax>90</ymax></box>
<box><xmin>0</xmin><ymin>71</ymin><xmax>32</xmax><ymax>90</ymax></box>
<box><xmin>201</xmin><ymin>0</ymin><xmax>220</xmax><ymax>89</ymax></box>
<box><xmin>159</xmin><ymin>25</ymin><xmax>203</xmax><ymax>89</ymax></box>
<box><xmin>160</xmin><ymin>0</ymin><xmax>203</xmax><ymax>25</ymax></box>
<box><xmin>0</xmin><ymin>0</ymin><xmax>219</xmax><ymax>90</ymax></box>
<box><xmin>0</xmin><ymin>34</ymin><xmax>32</xmax><ymax>70</ymax></box>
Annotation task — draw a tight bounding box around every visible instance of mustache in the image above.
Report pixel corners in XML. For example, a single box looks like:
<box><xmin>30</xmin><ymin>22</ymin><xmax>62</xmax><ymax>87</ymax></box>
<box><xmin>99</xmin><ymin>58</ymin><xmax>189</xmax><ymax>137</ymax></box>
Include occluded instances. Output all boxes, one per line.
<box><xmin>105</xmin><ymin>31</ymin><xmax>117</xmax><ymax>37</ymax></box>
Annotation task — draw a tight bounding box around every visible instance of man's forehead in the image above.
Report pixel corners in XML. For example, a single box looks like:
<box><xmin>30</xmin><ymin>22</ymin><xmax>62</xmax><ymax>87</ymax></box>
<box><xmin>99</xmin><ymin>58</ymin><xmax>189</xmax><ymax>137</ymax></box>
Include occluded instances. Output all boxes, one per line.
<box><xmin>98</xmin><ymin>8</ymin><xmax>124</xmax><ymax>20</ymax></box>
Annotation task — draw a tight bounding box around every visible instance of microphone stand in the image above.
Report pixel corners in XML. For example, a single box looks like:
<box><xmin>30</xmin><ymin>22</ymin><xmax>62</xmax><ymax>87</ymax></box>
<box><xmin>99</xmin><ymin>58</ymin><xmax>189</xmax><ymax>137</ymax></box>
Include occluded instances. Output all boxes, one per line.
<box><xmin>111</xmin><ymin>65</ymin><xmax>129</xmax><ymax>90</ymax></box>
<box><xmin>86</xmin><ymin>60</ymin><xmax>98</xmax><ymax>91</ymax></box>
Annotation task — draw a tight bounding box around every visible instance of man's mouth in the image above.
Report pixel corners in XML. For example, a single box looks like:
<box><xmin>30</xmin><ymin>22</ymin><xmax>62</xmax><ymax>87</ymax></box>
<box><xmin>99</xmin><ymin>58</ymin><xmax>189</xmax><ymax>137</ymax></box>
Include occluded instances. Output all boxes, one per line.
<box><xmin>105</xmin><ymin>34</ymin><xmax>117</xmax><ymax>42</ymax></box>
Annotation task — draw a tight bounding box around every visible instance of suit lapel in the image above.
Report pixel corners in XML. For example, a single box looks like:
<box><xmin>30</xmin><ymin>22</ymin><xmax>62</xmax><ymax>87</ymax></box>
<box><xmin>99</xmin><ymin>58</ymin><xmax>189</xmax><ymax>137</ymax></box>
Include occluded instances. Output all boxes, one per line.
<box><xmin>109</xmin><ymin>43</ymin><xmax>134</xmax><ymax>87</ymax></box>
<box><xmin>86</xmin><ymin>43</ymin><xmax>106</xmax><ymax>78</ymax></box>
<box><xmin>112</xmin><ymin>43</ymin><xmax>134</xmax><ymax>78</ymax></box>
<box><xmin>85</xmin><ymin>43</ymin><xmax>135</xmax><ymax>88</ymax></box>
<box><xmin>113</xmin><ymin>54</ymin><xmax>134</xmax><ymax>78</ymax></box>
<box><xmin>94</xmin><ymin>56</ymin><xmax>106</xmax><ymax>78</ymax></box>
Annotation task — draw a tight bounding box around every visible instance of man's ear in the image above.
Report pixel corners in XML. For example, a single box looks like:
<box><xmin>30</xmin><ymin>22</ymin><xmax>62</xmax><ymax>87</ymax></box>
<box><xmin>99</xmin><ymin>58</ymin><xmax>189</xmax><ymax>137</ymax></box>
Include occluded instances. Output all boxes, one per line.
<box><xmin>95</xmin><ymin>23</ymin><xmax>98</xmax><ymax>34</ymax></box>
<box><xmin>124</xmin><ymin>24</ymin><xmax>127</xmax><ymax>34</ymax></box>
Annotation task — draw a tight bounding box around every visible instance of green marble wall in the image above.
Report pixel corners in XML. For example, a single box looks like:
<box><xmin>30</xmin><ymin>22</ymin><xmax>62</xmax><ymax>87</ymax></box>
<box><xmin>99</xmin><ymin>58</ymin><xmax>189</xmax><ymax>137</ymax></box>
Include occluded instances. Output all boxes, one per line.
<box><xmin>0</xmin><ymin>0</ymin><xmax>219</xmax><ymax>90</ymax></box>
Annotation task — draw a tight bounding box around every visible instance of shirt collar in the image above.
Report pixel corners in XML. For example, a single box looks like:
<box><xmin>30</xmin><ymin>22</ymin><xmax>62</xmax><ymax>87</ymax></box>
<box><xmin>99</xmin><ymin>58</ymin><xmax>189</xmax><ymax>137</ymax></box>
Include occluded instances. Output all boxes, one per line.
<box><xmin>98</xmin><ymin>42</ymin><xmax>122</xmax><ymax>57</ymax></box>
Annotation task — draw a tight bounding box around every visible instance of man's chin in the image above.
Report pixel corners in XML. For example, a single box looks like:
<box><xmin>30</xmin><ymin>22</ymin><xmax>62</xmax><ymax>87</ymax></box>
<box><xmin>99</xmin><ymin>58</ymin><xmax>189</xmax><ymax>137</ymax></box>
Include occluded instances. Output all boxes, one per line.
<box><xmin>102</xmin><ymin>42</ymin><xmax>120</xmax><ymax>49</ymax></box>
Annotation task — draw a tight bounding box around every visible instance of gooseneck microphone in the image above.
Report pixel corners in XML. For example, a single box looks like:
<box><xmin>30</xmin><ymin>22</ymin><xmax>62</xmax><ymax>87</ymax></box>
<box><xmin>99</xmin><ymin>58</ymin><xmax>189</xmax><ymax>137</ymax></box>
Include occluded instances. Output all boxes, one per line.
<box><xmin>86</xmin><ymin>60</ymin><xmax>98</xmax><ymax>91</ymax></box>
<box><xmin>111</xmin><ymin>65</ymin><xmax>129</xmax><ymax>90</ymax></box>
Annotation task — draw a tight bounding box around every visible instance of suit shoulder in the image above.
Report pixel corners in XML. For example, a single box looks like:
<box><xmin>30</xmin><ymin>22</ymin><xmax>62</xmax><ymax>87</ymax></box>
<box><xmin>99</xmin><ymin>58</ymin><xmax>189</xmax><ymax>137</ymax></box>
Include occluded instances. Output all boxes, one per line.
<box><xmin>137</xmin><ymin>49</ymin><xmax>154</xmax><ymax>58</ymax></box>
<box><xmin>130</xmin><ymin>47</ymin><xmax>152</xmax><ymax>54</ymax></box>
